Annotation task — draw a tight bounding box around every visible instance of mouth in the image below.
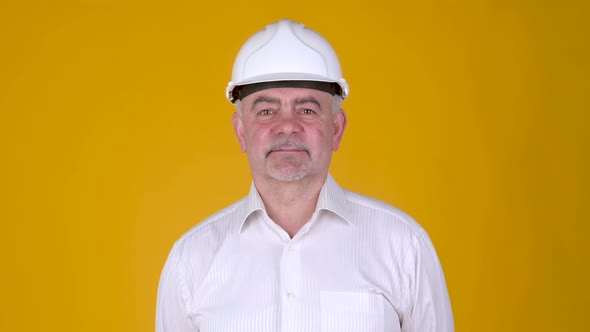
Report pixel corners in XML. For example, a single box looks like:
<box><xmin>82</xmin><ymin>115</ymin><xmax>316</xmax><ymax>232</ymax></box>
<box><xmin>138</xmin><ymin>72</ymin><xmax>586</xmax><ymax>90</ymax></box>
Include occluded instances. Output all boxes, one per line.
<box><xmin>266</xmin><ymin>142</ymin><xmax>309</xmax><ymax>157</ymax></box>
<box><xmin>272</xmin><ymin>147</ymin><xmax>304</xmax><ymax>153</ymax></box>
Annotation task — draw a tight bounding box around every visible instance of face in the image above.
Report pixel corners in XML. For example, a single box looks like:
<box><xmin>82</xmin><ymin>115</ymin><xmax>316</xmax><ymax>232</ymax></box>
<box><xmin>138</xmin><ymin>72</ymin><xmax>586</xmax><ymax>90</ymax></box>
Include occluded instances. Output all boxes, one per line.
<box><xmin>232</xmin><ymin>87</ymin><xmax>346</xmax><ymax>183</ymax></box>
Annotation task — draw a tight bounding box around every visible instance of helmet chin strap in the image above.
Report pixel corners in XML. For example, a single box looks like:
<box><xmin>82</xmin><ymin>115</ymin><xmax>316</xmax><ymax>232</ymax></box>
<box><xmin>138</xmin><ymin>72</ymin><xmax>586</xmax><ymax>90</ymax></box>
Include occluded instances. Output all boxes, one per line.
<box><xmin>232</xmin><ymin>81</ymin><xmax>342</xmax><ymax>103</ymax></box>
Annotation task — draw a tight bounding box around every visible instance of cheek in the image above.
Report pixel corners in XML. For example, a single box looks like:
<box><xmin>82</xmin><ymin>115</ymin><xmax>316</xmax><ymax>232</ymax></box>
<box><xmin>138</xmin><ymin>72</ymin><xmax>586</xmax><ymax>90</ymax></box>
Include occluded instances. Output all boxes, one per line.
<box><xmin>309</xmin><ymin>127</ymin><xmax>334</xmax><ymax>154</ymax></box>
<box><xmin>317</xmin><ymin>125</ymin><xmax>334</xmax><ymax>144</ymax></box>
<box><xmin>244</xmin><ymin>126</ymin><xmax>269</xmax><ymax>152</ymax></box>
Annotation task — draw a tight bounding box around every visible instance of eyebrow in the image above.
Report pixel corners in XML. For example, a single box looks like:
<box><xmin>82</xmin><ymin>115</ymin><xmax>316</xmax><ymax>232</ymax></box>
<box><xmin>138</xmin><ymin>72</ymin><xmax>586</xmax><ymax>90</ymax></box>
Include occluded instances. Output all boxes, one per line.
<box><xmin>251</xmin><ymin>96</ymin><xmax>281</xmax><ymax>108</ymax></box>
<box><xmin>294</xmin><ymin>97</ymin><xmax>321</xmax><ymax>109</ymax></box>
<box><xmin>250</xmin><ymin>95</ymin><xmax>322</xmax><ymax>110</ymax></box>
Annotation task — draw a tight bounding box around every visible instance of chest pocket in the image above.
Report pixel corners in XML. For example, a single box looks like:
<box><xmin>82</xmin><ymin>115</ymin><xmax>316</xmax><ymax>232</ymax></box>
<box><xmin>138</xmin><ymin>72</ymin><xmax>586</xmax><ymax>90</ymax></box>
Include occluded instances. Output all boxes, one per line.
<box><xmin>320</xmin><ymin>291</ymin><xmax>400</xmax><ymax>332</ymax></box>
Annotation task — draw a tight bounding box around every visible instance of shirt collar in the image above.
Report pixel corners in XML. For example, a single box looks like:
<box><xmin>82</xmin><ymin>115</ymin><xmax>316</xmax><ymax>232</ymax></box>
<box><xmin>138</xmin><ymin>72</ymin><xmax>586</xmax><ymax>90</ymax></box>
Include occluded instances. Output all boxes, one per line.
<box><xmin>237</xmin><ymin>173</ymin><xmax>353</xmax><ymax>233</ymax></box>
<box><xmin>316</xmin><ymin>173</ymin><xmax>353</xmax><ymax>224</ymax></box>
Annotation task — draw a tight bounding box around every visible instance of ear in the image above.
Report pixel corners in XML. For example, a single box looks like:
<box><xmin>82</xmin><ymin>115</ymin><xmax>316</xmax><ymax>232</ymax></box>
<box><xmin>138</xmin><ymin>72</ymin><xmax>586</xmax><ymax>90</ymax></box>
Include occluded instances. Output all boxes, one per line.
<box><xmin>332</xmin><ymin>109</ymin><xmax>347</xmax><ymax>151</ymax></box>
<box><xmin>232</xmin><ymin>112</ymin><xmax>247</xmax><ymax>152</ymax></box>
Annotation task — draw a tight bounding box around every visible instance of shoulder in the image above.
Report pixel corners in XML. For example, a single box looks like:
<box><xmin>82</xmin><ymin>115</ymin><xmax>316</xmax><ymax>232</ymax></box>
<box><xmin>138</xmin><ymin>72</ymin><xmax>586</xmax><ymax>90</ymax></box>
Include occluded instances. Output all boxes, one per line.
<box><xmin>342</xmin><ymin>189</ymin><xmax>430</xmax><ymax>240</ymax></box>
<box><xmin>170</xmin><ymin>197</ymin><xmax>247</xmax><ymax>259</ymax></box>
<box><xmin>340</xmin><ymin>189</ymin><xmax>443</xmax><ymax>273</ymax></box>
<box><xmin>157</xmin><ymin>197</ymin><xmax>251</xmax><ymax>305</ymax></box>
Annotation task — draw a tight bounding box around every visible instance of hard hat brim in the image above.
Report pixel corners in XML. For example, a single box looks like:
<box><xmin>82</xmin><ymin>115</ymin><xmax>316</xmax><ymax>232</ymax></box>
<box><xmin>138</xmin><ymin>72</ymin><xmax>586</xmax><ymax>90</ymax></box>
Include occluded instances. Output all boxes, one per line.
<box><xmin>227</xmin><ymin>72</ymin><xmax>348</xmax><ymax>103</ymax></box>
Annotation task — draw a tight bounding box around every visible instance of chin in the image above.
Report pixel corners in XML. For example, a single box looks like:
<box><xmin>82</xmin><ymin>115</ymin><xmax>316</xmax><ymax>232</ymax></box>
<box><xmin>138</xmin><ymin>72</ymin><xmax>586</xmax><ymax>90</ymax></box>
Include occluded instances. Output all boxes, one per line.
<box><xmin>267</xmin><ymin>168</ymin><xmax>310</xmax><ymax>182</ymax></box>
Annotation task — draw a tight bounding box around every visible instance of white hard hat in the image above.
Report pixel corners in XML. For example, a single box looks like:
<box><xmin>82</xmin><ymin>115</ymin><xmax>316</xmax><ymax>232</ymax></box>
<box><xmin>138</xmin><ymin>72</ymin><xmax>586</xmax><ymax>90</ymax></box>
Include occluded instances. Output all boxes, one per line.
<box><xmin>226</xmin><ymin>19</ymin><xmax>349</xmax><ymax>103</ymax></box>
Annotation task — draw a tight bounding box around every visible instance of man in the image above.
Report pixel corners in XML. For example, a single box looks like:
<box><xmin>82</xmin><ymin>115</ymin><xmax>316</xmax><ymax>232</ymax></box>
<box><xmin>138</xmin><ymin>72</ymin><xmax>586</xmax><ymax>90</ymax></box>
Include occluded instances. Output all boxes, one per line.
<box><xmin>156</xmin><ymin>19</ymin><xmax>454</xmax><ymax>332</ymax></box>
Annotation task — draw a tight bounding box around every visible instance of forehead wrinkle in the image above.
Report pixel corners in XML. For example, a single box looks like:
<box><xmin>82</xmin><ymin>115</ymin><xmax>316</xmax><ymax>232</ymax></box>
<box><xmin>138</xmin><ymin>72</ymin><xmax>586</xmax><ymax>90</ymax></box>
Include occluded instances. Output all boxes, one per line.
<box><xmin>251</xmin><ymin>95</ymin><xmax>281</xmax><ymax>108</ymax></box>
<box><xmin>248</xmin><ymin>91</ymin><xmax>328</xmax><ymax>111</ymax></box>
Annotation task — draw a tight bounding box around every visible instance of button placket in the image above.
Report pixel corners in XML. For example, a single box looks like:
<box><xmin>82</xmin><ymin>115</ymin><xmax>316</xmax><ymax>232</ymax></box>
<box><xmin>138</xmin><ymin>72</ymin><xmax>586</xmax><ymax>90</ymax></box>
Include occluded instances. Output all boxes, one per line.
<box><xmin>282</xmin><ymin>240</ymin><xmax>301</xmax><ymax>297</ymax></box>
<box><xmin>280</xmin><ymin>239</ymin><xmax>302</xmax><ymax>332</ymax></box>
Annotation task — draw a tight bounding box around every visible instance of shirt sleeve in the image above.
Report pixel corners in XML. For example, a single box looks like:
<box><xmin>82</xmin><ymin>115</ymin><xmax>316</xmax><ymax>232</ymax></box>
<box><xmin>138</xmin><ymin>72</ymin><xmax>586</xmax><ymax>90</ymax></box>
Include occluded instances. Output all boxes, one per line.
<box><xmin>156</xmin><ymin>244</ymin><xmax>198</xmax><ymax>332</ymax></box>
<box><xmin>402</xmin><ymin>228</ymin><xmax>454</xmax><ymax>332</ymax></box>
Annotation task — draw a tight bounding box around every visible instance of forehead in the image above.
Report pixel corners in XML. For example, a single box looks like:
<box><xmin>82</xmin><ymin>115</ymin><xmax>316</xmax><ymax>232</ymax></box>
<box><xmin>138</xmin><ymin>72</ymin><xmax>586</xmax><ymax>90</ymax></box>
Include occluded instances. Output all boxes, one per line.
<box><xmin>242</xmin><ymin>87</ymin><xmax>332</xmax><ymax>106</ymax></box>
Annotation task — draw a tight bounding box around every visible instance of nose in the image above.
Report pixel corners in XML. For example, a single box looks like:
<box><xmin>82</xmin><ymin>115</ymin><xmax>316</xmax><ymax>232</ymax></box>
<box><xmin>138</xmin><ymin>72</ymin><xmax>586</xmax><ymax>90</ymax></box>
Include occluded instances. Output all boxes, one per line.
<box><xmin>273</xmin><ymin>113</ymin><xmax>303</xmax><ymax>136</ymax></box>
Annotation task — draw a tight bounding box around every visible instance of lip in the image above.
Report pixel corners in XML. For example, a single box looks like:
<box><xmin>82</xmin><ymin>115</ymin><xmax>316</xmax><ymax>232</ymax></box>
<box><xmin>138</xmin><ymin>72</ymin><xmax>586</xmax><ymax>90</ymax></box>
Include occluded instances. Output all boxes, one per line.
<box><xmin>271</xmin><ymin>148</ymin><xmax>305</xmax><ymax>152</ymax></box>
<box><xmin>266</xmin><ymin>144</ymin><xmax>309</xmax><ymax>157</ymax></box>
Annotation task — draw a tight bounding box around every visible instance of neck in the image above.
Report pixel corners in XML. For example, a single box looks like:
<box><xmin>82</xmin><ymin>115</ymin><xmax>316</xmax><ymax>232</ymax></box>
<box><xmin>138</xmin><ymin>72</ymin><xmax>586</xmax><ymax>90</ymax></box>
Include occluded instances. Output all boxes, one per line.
<box><xmin>253</xmin><ymin>174</ymin><xmax>327</xmax><ymax>238</ymax></box>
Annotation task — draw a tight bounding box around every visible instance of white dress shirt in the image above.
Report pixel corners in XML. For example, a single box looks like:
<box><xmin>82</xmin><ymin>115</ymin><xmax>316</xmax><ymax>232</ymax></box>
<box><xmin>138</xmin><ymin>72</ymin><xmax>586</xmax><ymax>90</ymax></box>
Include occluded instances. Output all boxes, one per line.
<box><xmin>156</xmin><ymin>174</ymin><xmax>454</xmax><ymax>332</ymax></box>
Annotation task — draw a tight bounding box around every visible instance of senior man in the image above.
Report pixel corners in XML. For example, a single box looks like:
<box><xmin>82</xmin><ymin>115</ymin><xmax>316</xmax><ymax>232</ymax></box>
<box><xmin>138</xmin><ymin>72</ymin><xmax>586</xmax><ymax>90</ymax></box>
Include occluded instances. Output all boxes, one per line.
<box><xmin>156</xmin><ymin>19</ymin><xmax>454</xmax><ymax>332</ymax></box>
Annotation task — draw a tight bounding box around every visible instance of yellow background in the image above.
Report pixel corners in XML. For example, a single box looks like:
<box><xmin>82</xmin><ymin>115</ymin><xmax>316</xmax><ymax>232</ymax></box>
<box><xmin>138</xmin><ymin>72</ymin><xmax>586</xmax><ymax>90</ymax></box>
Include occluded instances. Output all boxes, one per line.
<box><xmin>1</xmin><ymin>0</ymin><xmax>588</xmax><ymax>331</ymax></box>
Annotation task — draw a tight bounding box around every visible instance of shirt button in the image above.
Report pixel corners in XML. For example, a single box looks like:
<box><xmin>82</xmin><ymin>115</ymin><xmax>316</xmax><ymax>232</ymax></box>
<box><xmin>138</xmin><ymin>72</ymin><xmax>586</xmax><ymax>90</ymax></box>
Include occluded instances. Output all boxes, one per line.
<box><xmin>287</xmin><ymin>291</ymin><xmax>296</xmax><ymax>299</ymax></box>
<box><xmin>288</xmin><ymin>244</ymin><xmax>295</xmax><ymax>252</ymax></box>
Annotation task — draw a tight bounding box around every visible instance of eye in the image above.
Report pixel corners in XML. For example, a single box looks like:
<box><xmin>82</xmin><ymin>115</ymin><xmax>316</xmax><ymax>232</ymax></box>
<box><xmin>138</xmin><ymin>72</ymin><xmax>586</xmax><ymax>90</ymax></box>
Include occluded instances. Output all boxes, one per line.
<box><xmin>301</xmin><ymin>108</ymin><xmax>316</xmax><ymax>115</ymax></box>
<box><xmin>259</xmin><ymin>109</ymin><xmax>274</xmax><ymax>116</ymax></box>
